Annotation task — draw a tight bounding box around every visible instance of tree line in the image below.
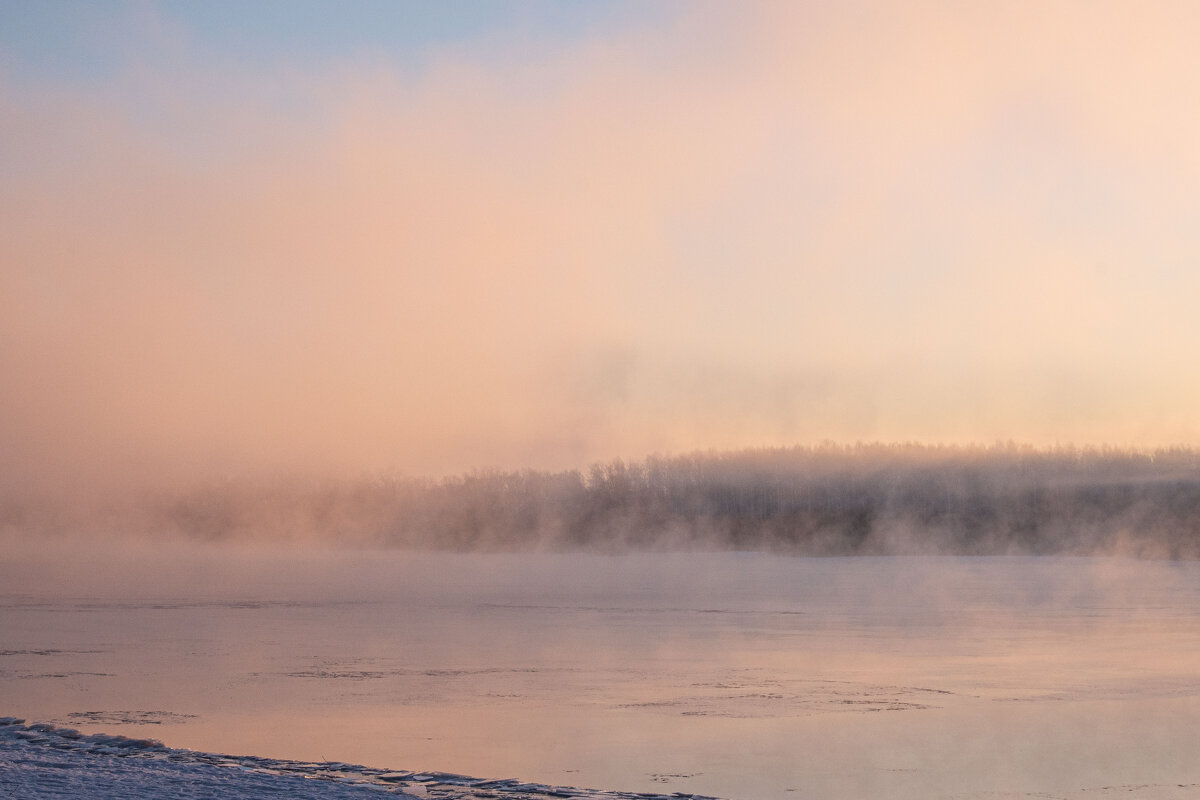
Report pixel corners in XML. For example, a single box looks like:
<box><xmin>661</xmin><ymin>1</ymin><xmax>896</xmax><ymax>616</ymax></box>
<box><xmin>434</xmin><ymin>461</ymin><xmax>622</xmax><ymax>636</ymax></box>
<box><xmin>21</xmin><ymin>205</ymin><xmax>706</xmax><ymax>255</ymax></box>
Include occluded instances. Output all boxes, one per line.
<box><xmin>101</xmin><ymin>443</ymin><xmax>1200</xmax><ymax>557</ymax></box>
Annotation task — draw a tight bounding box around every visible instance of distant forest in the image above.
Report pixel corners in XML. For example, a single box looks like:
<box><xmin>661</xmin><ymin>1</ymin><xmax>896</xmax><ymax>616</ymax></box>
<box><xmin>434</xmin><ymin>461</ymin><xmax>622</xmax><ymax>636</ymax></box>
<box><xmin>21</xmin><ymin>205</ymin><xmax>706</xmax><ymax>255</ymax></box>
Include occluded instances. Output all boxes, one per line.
<box><xmin>10</xmin><ymin>444</ymin><xmax>1200</xmax><ymax>557</ymax></box>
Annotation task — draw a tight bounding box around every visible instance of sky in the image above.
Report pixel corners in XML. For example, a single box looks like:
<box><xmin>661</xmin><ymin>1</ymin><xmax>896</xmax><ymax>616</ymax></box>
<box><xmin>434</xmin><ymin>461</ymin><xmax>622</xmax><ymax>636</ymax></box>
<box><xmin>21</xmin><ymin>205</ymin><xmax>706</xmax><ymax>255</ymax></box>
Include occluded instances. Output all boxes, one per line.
<box><xmin>3</xmin><ymin>1</ymin><xmax>1200</xmax><ymax>492</ymax></box>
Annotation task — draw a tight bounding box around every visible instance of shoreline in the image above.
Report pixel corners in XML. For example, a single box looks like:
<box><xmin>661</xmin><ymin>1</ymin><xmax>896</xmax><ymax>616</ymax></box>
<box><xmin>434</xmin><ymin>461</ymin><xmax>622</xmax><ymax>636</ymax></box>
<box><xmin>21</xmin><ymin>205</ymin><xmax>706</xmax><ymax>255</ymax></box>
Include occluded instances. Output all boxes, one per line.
<box><xmin>0</xmin><ymin>717</ymin><xmax>721</xmax><ymax>800</ymax></box>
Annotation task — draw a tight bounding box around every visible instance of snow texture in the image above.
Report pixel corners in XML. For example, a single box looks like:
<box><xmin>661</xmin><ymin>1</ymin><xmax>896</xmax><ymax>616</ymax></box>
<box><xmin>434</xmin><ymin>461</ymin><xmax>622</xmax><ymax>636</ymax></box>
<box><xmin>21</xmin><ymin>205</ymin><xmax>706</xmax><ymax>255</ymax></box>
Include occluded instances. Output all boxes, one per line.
<box><xmin>0</xmin><ymin>717</ymin><xmax>718</xmax><ymax>800</ymax></box>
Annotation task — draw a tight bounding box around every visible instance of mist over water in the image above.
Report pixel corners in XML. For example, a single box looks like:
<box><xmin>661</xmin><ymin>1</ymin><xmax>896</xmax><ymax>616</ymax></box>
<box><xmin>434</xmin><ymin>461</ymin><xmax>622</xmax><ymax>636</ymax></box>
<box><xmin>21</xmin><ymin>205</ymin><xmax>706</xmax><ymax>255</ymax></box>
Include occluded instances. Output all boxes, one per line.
<box><xmin>8</xmin><ymin>3</ymin><xmax>1200</xmax><ymax>798</ymax></box>
<box><xmin>3</xmin><ymin>545</ymin><xmax>1200</xmax><ymax>800</ymax></box>
<box><xmin>7</xmin><ymin>444</ymin><xmax>1200</xmax><ymax>559</ymax></box>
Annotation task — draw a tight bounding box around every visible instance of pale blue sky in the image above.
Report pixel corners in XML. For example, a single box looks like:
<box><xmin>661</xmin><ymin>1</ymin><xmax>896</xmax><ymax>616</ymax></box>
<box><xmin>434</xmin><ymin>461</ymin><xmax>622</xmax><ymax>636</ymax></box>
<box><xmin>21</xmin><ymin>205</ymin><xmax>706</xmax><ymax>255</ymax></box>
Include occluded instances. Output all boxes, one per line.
<box><xmin>0</xmin><ymin>1</ymin><xmax>665</xmax><ymax>83</ymax></box>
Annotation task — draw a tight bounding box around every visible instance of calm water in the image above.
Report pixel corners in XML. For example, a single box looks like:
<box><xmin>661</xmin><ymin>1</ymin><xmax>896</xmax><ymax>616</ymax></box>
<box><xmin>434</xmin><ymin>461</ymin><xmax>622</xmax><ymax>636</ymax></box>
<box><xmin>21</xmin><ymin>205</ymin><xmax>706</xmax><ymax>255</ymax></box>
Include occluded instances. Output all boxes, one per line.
<box><xmin>3</xmin><ymin>546</ymin><xmax>1200</xmax><ymax>800</ymax></box>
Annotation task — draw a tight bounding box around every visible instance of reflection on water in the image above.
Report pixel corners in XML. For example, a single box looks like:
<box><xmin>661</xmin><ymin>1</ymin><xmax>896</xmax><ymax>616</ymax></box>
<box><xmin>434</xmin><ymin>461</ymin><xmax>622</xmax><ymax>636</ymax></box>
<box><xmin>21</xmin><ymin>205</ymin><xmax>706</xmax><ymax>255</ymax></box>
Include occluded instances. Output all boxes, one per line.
<box><xmin>2</xmin><ymin>547</ymin><xmax>1200</xmax><ymax>800</ymax></box>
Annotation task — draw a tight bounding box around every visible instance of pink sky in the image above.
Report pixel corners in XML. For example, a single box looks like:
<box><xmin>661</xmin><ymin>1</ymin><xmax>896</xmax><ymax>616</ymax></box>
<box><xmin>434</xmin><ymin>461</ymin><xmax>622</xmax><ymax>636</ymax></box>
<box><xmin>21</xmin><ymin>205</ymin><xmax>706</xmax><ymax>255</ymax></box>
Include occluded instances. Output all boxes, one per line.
<box><xmin>4</xmin><ymin>1</ymin><xmax>1200</xmax><ymax>490</ymax></box>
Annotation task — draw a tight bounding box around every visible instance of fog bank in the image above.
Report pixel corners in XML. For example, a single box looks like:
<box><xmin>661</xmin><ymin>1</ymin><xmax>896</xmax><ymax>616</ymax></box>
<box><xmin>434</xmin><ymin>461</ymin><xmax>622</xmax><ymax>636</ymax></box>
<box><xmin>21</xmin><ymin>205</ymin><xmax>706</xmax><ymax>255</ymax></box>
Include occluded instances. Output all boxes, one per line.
<box><xmin>6</xmin><ymin>443</ymin><xmax>1199</xmax><ymax>558</ymax></box>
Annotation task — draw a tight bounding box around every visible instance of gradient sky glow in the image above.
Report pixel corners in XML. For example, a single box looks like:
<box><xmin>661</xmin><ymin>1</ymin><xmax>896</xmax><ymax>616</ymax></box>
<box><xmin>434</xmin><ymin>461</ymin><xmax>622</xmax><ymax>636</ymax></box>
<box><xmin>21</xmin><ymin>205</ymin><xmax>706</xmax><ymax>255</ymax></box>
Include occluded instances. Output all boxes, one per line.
<box><xmin>3</xmin><ymin>1</ymin><xmax>1200</xmax><ymax>490</ymax></box>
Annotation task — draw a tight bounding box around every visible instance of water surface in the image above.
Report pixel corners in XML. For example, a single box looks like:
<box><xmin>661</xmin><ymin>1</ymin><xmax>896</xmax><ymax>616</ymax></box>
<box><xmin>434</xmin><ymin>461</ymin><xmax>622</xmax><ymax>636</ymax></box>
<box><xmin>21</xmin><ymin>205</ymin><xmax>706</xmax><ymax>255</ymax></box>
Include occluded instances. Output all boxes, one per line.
<box><xmin>3</xmin><ymin>547</ymin><xmax>1199</xmax><ymax>800</ymax></box>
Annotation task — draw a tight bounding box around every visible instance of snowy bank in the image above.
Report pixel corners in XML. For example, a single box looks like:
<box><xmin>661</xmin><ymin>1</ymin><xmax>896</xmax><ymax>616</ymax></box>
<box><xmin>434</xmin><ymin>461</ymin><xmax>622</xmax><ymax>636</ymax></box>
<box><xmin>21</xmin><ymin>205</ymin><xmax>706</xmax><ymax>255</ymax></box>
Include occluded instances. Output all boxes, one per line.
<box><xmin>0</xmin><ymin>717</ymin><xmax>720</xmax><ymax>800</ymax></box>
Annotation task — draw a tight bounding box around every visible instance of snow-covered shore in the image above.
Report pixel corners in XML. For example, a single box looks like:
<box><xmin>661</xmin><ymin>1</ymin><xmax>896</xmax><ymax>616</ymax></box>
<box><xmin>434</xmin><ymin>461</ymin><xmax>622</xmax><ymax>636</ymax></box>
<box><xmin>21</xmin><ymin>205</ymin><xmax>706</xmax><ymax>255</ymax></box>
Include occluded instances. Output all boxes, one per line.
<box><xmin>0</xmin><ymin>717</ymin><xmax>718</xmax><ymax>800</ymax></box>
<box><xmin>10</xmin><ymin>715</ymin><xmax>1200</xmax><ymax>800</ymax></box>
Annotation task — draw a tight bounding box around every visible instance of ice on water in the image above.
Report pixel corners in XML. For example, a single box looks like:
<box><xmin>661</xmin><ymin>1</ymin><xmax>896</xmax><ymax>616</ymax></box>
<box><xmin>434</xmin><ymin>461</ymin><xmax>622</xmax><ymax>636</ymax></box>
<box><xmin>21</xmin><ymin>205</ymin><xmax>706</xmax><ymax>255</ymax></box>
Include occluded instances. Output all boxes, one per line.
<box><xmin>5</xmin><ymin>549</ymin><xmax>1200</xmax><ymax>800</ymax></box>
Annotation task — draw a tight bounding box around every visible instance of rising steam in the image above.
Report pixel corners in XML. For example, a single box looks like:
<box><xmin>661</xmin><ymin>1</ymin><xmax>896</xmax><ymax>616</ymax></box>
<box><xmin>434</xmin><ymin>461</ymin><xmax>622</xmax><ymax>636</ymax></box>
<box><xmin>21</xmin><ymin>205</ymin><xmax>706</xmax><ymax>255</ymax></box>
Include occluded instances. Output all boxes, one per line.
<box><xmin>4</xmin><ymin>443</ymin><xmax>1198</xmax><ymax>559</ymax></box>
